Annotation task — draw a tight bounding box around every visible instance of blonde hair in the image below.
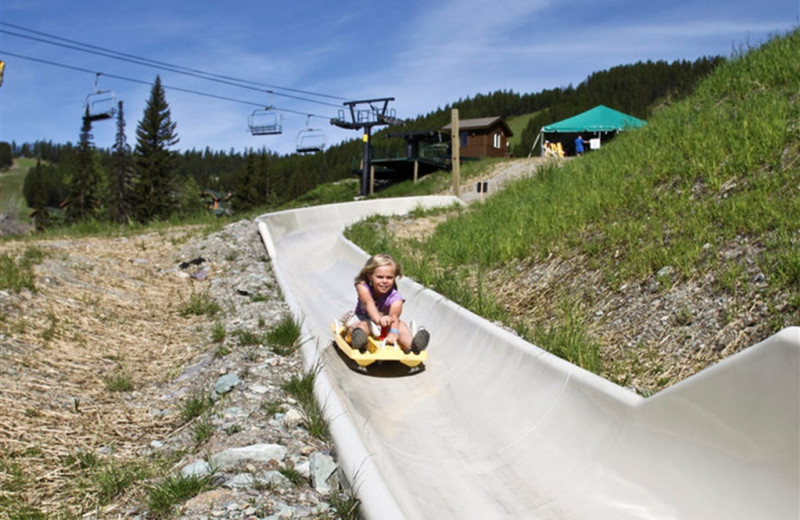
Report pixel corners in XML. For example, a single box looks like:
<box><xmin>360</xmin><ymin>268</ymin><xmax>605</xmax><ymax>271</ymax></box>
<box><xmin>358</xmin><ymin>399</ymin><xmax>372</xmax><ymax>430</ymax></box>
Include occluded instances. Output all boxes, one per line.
<box><xmin>355</xmin><ymin>253</ymin><xmax>402</xmax><ymax>285</ymax></box>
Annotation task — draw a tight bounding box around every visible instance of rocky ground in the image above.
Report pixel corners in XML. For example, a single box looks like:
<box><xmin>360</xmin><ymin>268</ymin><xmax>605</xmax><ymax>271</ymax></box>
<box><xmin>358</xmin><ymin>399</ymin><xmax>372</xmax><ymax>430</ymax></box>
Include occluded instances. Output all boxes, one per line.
<box><xmin>1</xmin><ymin>220</ymin><xmax>350</xmax><ymax>519</ymax></box>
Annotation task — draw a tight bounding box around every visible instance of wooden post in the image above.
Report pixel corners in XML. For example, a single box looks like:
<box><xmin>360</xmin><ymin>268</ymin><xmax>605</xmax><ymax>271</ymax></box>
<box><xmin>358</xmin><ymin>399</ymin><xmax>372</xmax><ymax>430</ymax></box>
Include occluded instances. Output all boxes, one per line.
<box><xmin>370</xmin><ymin>165</ymin><xmax>375</xmax><ymax>195</ymax></box>
<box><xmin>451</xmin><ymin>108</ymin><xmax>460</xmax><ymax>196</ymax></box>
<box><xmin>413</xmin><ymin>160</ymin><xmax>419</xmax><ymax>184</ymax></box>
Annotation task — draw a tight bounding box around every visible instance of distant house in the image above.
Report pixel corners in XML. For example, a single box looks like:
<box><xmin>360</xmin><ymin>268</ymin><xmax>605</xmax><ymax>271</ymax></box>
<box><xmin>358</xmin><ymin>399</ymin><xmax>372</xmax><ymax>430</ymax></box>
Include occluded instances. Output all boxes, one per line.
<box><xmin>442</xmin><ymin>116</ymin><xmax>513</xmax><ymax>159</ymax></box>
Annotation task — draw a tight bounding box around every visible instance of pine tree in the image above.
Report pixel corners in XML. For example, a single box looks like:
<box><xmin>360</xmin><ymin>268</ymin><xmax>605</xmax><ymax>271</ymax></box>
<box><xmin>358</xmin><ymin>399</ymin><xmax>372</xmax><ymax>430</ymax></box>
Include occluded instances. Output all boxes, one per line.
<box><xmin>0</xmin><ymin>141</ymin><xmax>12</xmax><ymax>169</ymax></box>
<box><xmin>66</xmin><ymin>109</ymin><xmax>103</xmax><ymax>223</ymax></box>
<box><xmin>108</xmin><ymin>101</ymin><xmax>133</xmax><ymax>223</ymax></box>
<box><xmin>133</xmin><ymin>75</ymin><xmax>179</xmax><ymax>222</ymax></box>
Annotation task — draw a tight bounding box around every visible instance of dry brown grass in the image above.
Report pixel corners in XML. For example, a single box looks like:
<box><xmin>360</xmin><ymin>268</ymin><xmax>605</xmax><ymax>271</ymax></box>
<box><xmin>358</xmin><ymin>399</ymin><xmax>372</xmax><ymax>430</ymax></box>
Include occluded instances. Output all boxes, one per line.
<box><xmin>0</xmin><ymin>228</ymin><xmax>210</xmax><ymax>514</ymax></box>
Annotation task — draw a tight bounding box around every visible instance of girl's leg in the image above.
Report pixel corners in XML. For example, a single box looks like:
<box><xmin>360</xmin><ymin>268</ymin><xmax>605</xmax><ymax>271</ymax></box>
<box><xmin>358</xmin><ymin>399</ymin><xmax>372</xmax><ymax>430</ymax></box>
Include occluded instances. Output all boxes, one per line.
<box><xmin>397</xmin><ymin>320</ymin><xmax>413</xmax><ymax>352</ymax></box>
<box><xmin>349</xmin><ymin>321</ymin><xmax>370</xmax><ymax>351</ymax></box>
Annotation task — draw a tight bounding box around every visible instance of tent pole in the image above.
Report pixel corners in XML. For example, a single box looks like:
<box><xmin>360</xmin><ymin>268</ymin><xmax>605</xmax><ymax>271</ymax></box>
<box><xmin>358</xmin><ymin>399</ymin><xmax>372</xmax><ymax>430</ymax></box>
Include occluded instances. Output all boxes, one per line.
<box><xmin>528</xmin><ymin>131</ymin><xmax>542</xmax><ymax>158</ymax></box>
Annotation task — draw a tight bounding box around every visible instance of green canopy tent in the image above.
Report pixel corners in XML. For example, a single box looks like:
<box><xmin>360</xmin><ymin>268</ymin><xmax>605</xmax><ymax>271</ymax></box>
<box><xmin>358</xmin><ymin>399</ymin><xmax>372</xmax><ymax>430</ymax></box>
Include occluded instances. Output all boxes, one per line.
<box><xmin>531</xmin><ymin>105</ymin><xmax>646</xmax><ymax>157</ymax></box>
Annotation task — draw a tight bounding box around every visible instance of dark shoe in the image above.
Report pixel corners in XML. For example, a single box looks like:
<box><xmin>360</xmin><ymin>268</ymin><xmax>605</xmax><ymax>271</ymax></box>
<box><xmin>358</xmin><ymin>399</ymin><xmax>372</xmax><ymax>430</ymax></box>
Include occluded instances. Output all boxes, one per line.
<box><xmin>351</xmin><ymin>328</ymin><xmax>368</xmax><ymax>352</ymax></box>
<box><xmin>411</xmin><ymin>328</ymin><xmax>429</xmax><ymax>353</ymax></box>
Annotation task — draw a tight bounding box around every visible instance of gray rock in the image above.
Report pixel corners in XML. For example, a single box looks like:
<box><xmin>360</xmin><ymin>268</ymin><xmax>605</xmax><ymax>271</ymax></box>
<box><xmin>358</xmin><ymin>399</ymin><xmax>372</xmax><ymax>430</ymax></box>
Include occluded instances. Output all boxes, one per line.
<box><xmin>215</xmin><ymin>372</ymin><xmax>240</xmax><ymax>395</ymax></box>
<box><xmin>257</xmin><ymin>469</ymin><xmax>291</xmax><ymax>487</ymax></box>
<box><xmin>310</xmin><ymin>452</ymin><xmax>338</xmax><ymax>495</ymax></box>
<box><xmin>210</xmin><ymin>443</ymin><xmax>288</xmax><ymax>470</ymax></box>
<box><xmin>282</xmin><ymin>407</ymin><xmax>304</xmax><ymax>429</ymax></box>
<box><xmin>223</xmin><ymin>473</ymin><xmax>255</xmax><ymax>488</ymax></box>
<box><xmin>294</xmin><ymin>459</ymin><xmax>311</xmax><ymax>480</ymax></box>
<box><xmin>182</xmin><ymin>459</ymin><xmax>212</xmax><ymax>477</ymax></box>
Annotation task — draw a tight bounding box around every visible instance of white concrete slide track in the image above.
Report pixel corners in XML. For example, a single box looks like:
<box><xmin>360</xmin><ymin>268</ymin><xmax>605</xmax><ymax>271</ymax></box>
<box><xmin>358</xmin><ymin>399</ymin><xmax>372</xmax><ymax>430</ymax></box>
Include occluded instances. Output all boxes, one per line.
<box><xmin>256</xmin><ymin>196</ymin><xmax>799</xmax><ymax>520</ymax></box>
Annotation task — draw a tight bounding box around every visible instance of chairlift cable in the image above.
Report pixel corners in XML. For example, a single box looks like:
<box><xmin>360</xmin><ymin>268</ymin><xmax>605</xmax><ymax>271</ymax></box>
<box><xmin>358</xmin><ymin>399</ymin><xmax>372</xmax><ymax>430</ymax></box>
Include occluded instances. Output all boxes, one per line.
<box><xmin>0</xmin><ymin>50</ymin><xmax>334</xmax><ymax>120</ymax></box>
<box><xmin>0</xmin><ymin>23</ymin><xmax>346</xmax><ymax>107</ymax></box>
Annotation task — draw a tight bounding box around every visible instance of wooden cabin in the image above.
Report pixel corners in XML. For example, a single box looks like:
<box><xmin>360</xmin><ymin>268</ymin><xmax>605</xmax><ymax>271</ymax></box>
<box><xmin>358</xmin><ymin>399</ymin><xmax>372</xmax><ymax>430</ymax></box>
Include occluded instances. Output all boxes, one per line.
<box><xmin>441</xmin><ymin>116</ymin><xmax>513</xmax><ymax>159</ymax></box>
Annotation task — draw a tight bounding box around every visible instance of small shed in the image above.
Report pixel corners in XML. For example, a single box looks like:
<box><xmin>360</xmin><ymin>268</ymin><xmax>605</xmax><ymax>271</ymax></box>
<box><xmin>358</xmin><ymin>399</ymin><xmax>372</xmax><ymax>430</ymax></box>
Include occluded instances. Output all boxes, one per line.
<box><xmin>537</xmin><ymin>105</ymin><xmax>646</xmax><ymax>156</ymax></box>
<box><xmin>442</xmin><ymin>116</ymin><xmax>513</xmax><ymax>159</ymax></box>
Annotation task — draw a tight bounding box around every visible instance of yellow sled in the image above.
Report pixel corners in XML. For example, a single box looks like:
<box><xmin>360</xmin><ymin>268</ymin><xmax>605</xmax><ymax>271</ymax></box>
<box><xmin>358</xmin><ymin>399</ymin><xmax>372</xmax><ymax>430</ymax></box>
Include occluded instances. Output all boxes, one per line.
<box><xmin>331</xmin><ymin>321</ymin><xmax>427</xmax><ymax>368</ymax></box>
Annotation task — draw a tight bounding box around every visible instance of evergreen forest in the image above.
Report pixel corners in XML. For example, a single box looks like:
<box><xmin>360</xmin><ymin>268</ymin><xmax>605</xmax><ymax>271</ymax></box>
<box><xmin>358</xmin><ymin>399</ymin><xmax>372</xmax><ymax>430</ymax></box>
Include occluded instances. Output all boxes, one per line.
<box><xmin>7</xmin><ymin>56</ymin><xmax>723</xmax><ymax>229</ymax></box>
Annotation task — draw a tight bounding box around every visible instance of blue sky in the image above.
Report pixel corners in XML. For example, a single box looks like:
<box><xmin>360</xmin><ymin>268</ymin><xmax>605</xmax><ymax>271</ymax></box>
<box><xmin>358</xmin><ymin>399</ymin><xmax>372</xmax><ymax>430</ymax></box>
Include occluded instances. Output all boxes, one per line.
<box><xmin>1</xmin><ymin>0</ymin><xmax>797</xmax><ymax>156</ymax></box>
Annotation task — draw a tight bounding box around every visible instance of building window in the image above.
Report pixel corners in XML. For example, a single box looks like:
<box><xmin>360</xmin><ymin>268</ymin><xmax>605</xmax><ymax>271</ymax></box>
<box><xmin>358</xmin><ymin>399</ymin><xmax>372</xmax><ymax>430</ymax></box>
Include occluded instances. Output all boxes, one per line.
<box><xmin>460</xmin><ymin>131</ymin><xmax>468</xmax><ymax>147</ymax></box>
<box><xmin>493</xmin><ymin>132</ymin><xmax>501</xmax><ymax>149</ymax></box>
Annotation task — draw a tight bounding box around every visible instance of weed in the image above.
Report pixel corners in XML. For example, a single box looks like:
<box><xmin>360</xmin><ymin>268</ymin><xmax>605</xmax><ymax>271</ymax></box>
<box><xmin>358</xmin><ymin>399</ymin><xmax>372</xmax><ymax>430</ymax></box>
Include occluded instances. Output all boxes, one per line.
<box><xmin>531</xmin><ymin>305</ymin><xmax>601</xmax><ymax>373</ymax></box>
<box><xmin>278</xmin><ymin>465</ymin><xmax>306</xmax><ymax>486</ymax></box>
<box><xmin>0</xmin><ymin>252</ymin><xmax>37</xmax><ymax>292</ymax></box>
<box><xmin>717</xmin><ymin>261</ymin><xmax>744</xmax><ymax>295</ymax></box>
<box><xmin>63</xmin><ymin>449</ymin><xmax>100</xmax><ymax>471</ymax></box>
<box><xmin>260</xmin><ymin>400</ymin><xmax>284</xmax><ymax>416</ymax></box>
<box><xmin>93</xmin><ymin>460</ymin><xmax>148</xmax><ymax>502</ymax></box>
<box><xmin>191</xmin><ymin>417</ymin><xmax>214</xmax><ymax>444</ymax></box>
<box><xmin>179</xmin><ymin>290</ymin><xmax>221</xmax><ymax>318</ymax></box>
<box><xmin>214</xmin><ymin>344</ymin><xmax>231</xmax><ymax>357</ymax></box>
<box><xmin>40</xmin><ymin>309</ymin><xmax>58</xmax><ymax>343</ymax></box>
<box><xmin>282</xmin><ymin>371</ymin><xmax>327</xmax><ymax>439</ymax></box>
<box><xmin>180</xmin><ymin>391</ymin><xmax>214</xmax><ymax>423</ymax></box>
<box><xmin>102</xmin><ymin>369</ymin><xmax>135</xmax><ymax>392</ymax></box>
<box><xmin>329</xmin><ymin>488</ymin><xmax>361</xmax><ymax>520</ymax></box>
<box><xmin>144</xmin><ymin>471</ymin><xmax>214</xmax><ymax>519</ymax></box>
<box><xmin>224</xmin><ymin>424</ymin><xmax>242</xmax><ymax>435</ymax></box>
<box><xmin>211</xmin><ymin>321</ymin><xmax>226</xmax><ymax>343</ymax></box>
<box><xmin>266</xmin><ymin>315</ymin><xmax>302</xmax><ymax>355</ymax></box>
<box><xmin>235</xmin><ymin>328</ymin><xmax>264</xmax><ymax>346</ymax></box>
<box><xmin>243</xmin><ymin>347</ymin><xmax>259</xmax><ymax>363</ymax></box>
<box><xmin>674</xmin><ymin>307</ymin><xmax>693</xmax><ymax>326</ymax></box>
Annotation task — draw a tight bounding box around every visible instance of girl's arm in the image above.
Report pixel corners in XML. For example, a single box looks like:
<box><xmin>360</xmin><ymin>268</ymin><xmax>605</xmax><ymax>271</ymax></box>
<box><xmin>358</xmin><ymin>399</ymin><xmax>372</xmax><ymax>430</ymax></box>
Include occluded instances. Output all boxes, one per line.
<box><xmin>384</xmin><ymin>300</ymin><xmax>404</xmax><ymax>343</ymax></box>
<box><xmin>386</xmin><ymin>299</ymin><xmax>403</xmax><ymax>326</ymax></box>
<box><xmin>356</xmin><ymin>283</ymin><xmax>385</xmax><ymax>324</ymax></box>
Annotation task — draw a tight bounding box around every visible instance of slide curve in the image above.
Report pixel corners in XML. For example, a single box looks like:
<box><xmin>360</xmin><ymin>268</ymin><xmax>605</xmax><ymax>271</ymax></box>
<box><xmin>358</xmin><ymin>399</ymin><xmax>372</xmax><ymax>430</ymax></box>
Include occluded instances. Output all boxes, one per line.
<box><xmin>256</xmin><ymin>196</ymin><xmax>799</xmax><ymax>520</ymax></box>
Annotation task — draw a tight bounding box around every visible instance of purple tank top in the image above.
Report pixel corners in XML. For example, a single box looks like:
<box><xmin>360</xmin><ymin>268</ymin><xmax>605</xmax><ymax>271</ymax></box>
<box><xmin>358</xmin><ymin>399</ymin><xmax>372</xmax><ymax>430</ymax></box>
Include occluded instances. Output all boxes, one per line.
<box><xmin>355</xmin><ymin>282</ymin><xmax>404</xmax><ymax>320</ymax></box>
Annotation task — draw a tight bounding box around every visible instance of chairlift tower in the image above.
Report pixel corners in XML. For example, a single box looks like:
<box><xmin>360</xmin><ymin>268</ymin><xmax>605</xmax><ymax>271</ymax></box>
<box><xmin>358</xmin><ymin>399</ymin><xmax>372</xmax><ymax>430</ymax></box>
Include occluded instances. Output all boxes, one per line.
<box><xmin>331</xmin><ymin>97</ymin><xmax>399</xmax><ymax>196</ymax></box>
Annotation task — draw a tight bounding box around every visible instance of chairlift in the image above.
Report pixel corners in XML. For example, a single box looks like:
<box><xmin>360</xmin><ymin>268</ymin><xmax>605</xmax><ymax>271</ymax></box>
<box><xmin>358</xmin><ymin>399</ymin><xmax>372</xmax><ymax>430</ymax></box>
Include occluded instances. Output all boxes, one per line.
<box><xmin>84</xmin><ymin>73</ymin><xmax>118</xmax><ymax>122</ymax></box>
<box><xmin>296</xmin><ymin>116</ymin><xmax>327</xmax><ymax>153</ymax></box>
<box><xmin>248</xmin><ymin>108</ymin><xmax>283</xmax><ymax>136</ymax></box>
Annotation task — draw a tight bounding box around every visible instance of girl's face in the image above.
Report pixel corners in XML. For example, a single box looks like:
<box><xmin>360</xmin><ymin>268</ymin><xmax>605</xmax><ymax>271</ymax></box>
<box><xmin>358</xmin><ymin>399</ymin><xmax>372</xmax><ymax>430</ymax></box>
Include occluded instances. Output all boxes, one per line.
<box><xmin>370</xmin><ymin>264</ymin><xmax>396</xmax><ymax>296</ymax></box>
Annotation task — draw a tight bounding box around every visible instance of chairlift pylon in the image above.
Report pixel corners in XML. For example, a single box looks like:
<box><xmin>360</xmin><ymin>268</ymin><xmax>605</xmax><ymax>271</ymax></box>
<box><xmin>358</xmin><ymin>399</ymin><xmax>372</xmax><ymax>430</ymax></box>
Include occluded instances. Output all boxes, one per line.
<box><xmin>296</xmin><ymin>115</ymin><xmax>327</xmax><ymax>153</ymax></box>
<box><xmin>248</xmin><ymin>108</ymin><xmax>283</xmax><ymax>136</ymax></box>
<box><xmin>84</xmin><ymin>73</ymin><xmax>118</xmax><ymax>122</ymax></box>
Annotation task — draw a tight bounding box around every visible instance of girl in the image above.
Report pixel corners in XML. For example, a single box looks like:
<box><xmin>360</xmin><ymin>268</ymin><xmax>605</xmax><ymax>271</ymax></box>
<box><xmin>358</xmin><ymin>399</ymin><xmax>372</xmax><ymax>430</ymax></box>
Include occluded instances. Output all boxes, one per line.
<box><xmin>343</xmin><ymin>254</ymin><xmax>429</xmax><ymax>354</ymax></box>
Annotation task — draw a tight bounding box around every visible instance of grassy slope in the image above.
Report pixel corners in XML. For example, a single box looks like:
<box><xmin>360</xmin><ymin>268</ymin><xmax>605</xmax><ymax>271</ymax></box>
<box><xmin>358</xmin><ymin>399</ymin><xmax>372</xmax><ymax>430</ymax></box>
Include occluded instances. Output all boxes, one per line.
<box><xmin>348</xmin><ymin>29</ymin><xmax>800</xmax><ymax>388</ymax></box>
<box><xmin>433</xmin><ymin>30</ymin><xmax>799</xmax><ymax>277</ymax></box>
<box><xmin>506</xmin><ymin>112</ymin><xmax>538</xmax><ymax>150</ymax></box>
<box><xmin>0</xmin><ymin>158</ymin><xmax>35</xmax><ymax>221</ymax></box>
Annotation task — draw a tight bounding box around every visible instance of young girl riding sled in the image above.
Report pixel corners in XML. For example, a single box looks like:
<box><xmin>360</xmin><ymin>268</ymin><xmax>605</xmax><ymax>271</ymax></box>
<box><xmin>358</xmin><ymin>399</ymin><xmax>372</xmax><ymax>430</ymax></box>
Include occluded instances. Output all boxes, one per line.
<box><xmin>342</xmin><ymin>254</ymin><xmax>429</xmax><ymax>354</ymax></box>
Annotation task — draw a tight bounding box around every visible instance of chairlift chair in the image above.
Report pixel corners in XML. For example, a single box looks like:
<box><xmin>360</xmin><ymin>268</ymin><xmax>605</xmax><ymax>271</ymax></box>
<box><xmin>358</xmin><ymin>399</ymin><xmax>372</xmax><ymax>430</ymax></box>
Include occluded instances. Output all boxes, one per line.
<box><xmin>84</xmin><ymin>73</ymin><xmax>118</xmax><ymax>122</ymax></box>
<box><xmin>248</xmin><ymin>108</ymin><xmax>283</xmax><ymax>136</ymax></box>
<box><xmin>296</xmin><ymin>116</ymin><xmax>327</xmax><ymax>153</ymax></box>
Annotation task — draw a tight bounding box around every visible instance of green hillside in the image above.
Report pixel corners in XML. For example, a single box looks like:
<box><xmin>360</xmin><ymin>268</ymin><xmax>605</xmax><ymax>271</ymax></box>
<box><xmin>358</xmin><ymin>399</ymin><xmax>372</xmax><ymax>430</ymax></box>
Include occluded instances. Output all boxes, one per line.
<box><xmin>506</xmin><ymin>112</ymin><xmax>540</xmax><ymax>153</ymax></box>
<box><xmin>348</xmin><ymin>30</ymin><xmax>800</xmax><ymax>393</ymax></box>
<box><xmin>0</xmin><ymin>158</ymin><xmax>35</xmax><ymax>221</ymax></box>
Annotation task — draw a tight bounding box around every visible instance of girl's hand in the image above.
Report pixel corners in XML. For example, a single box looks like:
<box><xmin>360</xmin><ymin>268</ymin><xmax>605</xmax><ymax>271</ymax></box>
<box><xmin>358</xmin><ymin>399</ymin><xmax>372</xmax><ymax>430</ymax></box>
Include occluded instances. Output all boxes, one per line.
<box><xmin>379</xmin><ymin>315</ymin><xmax>393</xmax><ymax>327</ymax></box>
<box><xmin>385</xmin><ymin>328</ymin><xmax>399</xmax><ymax>345</ymax></box>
